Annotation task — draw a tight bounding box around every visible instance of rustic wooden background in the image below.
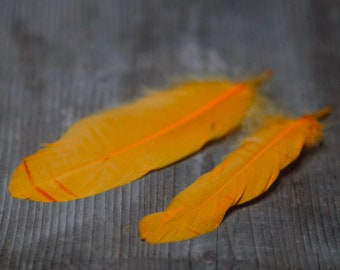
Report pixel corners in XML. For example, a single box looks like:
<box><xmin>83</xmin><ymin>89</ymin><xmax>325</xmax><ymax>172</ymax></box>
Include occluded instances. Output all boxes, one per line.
<box><xmin>0</xmin><ymin>0</ymin><xmax>339</xmax><ymax>269</ymax></box>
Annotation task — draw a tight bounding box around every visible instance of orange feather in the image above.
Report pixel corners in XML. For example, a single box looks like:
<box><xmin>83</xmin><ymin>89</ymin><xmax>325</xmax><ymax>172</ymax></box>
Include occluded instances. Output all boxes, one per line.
<box><xmin>9</xmin><ymin>73</ymin><xmax>270</xmax><ymax>202</ymax></box>
<box><xmin>139</xmin><ymin>108</ymin><xmax>331</xmax><ymax>244</ymax></box>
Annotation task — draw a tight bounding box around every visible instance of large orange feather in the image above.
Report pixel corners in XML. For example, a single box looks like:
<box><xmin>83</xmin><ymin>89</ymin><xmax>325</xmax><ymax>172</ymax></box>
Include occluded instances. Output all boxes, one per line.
<box><xmin>139</xmin><ymin>108</ymin><xmax>331</xmax><ymax>244</ymax></box>
<box><xmin>9</xmin><ymin>73</ymin><xmax>270</xmax><ymax>202</ymax></box>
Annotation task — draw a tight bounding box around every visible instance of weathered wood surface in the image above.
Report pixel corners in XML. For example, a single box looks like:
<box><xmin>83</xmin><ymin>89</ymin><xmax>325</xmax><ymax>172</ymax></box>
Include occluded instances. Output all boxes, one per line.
<box><xmin>0</xmin><ymin>0</ymin><xmax>339</xmax><ymax>269</ymax></box>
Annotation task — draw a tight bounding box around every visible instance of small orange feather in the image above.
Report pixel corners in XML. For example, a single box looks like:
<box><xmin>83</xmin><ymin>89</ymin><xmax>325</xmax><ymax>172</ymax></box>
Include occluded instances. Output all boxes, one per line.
<box><xmin>9</xmin><ymin>73</ymin><xmax>270</xmax><ymax>202</ymax></box>
<box><xmin>139</xmin><ymin>108</ymin><xmax>331</xmax><ymax>244</ymax></box>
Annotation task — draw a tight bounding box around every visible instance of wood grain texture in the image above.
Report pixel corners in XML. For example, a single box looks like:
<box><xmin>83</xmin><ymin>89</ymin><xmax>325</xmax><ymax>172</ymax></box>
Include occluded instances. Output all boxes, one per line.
<box><xmin>0</xmin><ymin>0</ymin><xmax>339</xmax><ymax>269</ymax></box>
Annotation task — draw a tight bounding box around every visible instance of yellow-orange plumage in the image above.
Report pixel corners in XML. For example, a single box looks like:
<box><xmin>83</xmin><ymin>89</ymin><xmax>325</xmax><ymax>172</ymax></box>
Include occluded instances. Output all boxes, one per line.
<box><xmin>139</xmin><ymin>109</ymin><xmax>330</xmax><ymax>244</ymax></box>
<box><xmin>9</xmin><ymin>74</ymin><xmax>269</xmax><ymax>202</ymax></box>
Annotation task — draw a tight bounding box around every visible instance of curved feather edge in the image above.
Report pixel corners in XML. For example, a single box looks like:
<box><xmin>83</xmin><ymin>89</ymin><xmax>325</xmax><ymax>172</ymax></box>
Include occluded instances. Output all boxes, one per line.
<box><xmin>139</xmin><ymin>109</ymin><xmax>329</xmax><ymax>244</ymax></box>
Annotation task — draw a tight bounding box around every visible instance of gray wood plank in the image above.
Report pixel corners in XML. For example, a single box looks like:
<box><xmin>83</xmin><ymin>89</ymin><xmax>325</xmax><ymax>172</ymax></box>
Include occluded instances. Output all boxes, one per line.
<box><xmin>0</xmin><ymin>0</ymin><xmax>339</xmax><ymax>269</ymax></box>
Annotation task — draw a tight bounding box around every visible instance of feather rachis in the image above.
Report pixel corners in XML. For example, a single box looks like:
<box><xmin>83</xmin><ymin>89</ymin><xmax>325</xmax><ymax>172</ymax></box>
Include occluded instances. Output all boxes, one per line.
<box><xmin>139</xmin><ymin>110</ymin><xmax>329</xmax><ymax>244</ymax></box>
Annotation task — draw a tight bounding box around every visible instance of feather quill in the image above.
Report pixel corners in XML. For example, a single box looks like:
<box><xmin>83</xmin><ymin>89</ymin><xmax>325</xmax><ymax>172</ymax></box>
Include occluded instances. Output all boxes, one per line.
<box><xmin>9</xmin><ymin>73</ymin><xmax>270</xmax><ymax>202</ymax></box>
<box><xmin>139</xmin><ymin>108</ymin><xmax>331</xmax><ymax>244</ymax></box>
